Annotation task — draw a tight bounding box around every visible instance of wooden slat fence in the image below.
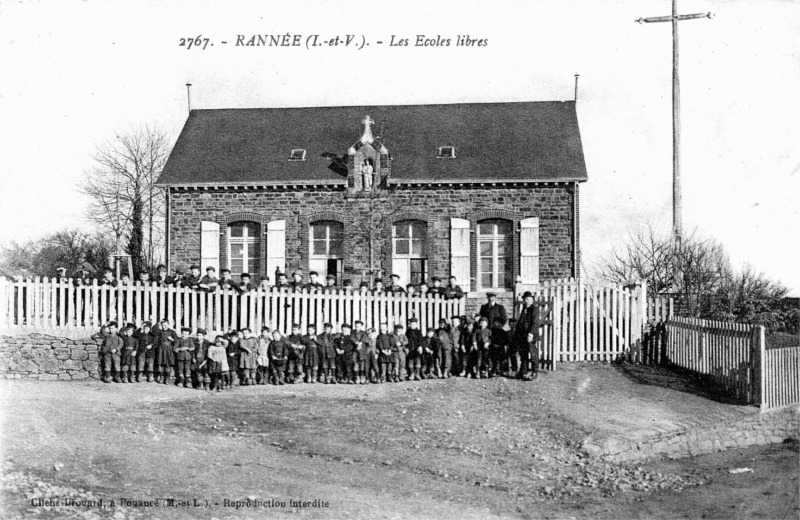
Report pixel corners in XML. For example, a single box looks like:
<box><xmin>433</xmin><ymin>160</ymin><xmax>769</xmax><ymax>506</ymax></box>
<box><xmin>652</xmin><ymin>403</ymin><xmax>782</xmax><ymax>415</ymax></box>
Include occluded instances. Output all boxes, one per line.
<box><xmin>0</xmin><ymin>277</ymin><xmax>463</xmax><ymax>336</ymax></box>
<box><xmin>665</xmin><ymin>316</ymin><xmax>757</xmax><ymax>402</ymax></box>
<box><xmin>761</xmin><ymin>344</ymin><xmax>800</xmax><ymax>410</ymax></box>
<box><xmin>518</xmin><ymin>278</ymin><xmax>649</xmax><ymax>366</ymax></box>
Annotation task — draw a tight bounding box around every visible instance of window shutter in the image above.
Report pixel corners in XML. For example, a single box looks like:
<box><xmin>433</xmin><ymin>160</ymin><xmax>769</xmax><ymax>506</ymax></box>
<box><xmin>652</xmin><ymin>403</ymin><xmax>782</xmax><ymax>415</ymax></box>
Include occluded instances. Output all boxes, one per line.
<box><xmin>520</xmin><ymin>217</ymin><xmax>540</xmax><ymax>285</ymax></box>
<box><xmin>266</xmin><ymin>220</ymin><xmax>286</xmax><ymax>279</ymax></box>
<box><xmin>450</xmin><ymin>218</ymin><xmax>470</xmax><ymax>286</ymax></box>
<box><xmin>200</xmin><ymin>221</ymin><xmax>220</xmax><ymax>274</ymax></box>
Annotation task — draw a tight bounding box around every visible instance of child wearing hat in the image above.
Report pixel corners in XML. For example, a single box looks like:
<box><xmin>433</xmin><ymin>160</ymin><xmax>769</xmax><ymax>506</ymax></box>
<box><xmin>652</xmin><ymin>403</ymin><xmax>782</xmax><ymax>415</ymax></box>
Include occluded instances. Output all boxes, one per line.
<box><xmin>392</xmin><ymin>324</ymin><xmax>409</xmax><ymax>381</ymax></box>
<box><xmin>136</xmin><ymin>321</ymin><xmax>156</xmax><ymax>382</ymax></box>
<box><xmin>475</xmin><ymin>317</ymin><xmax>492</xmax><ymax>378</ymax></box>
<box><xmin>323</xmin><ymin>274</ymin><xmax>337</xmax><ymax>292</ymax></box>
<box><xmin>268</xmin><ymin>330</ymin><xmax>289</xmax><ymax>385</ymax></box>
<box><xmin>428</xmin><ymin>277</ymin><xmax>445</xmax><ymax>297</ymax></box>
<box><xmin>225</xmin><ymin>331</ymin><xmax>241</xmax><ymax>388</ymax></box>
<box><xmin>489</xmin><ymin>317</ymin><xmax>508</xmax><ymax>378</ymax></box>
<box><xmin>318</xmin><ymin>323</ymin><xmax>337</xmax><ymax>383</ymax></box>
<box><xmin>207</xmin><ymin>336</ymin><xmax>229</xmax><ymax>391</ymax></box>
<box><xmin>154</xmin><ymin>319</ymin><xmax>177</xmax><ymax>384</ymax></box>
<box><xmin>351</xmin><ymin>320</ymin><xmax>369</xmax><ymax>384</ymax></box>
<box><xmin>436</xmin><ymin>319</ymin><xmax>453</xmax><ymax>379</ymax></box>
<box><xmin>286</xmin><ymin>323</ymin><xmax>306</xmax><ymax>383</ymax></box>
<box><xmin>120</xmin><ymin>324</ymin><xmax>138</xmax><ymax>383</ymax></box>
<box><xmin>193</xmin><ymin>328</ymin><xmax>211</xmax><ymax>390</ymax></box>
<box><xmin>405</xmin><ymin>318</ymin><xmax>424</xmax><ymax>381</ymax></box>
<box><xmin>387</xmin><ymin>274</ymin><xmax>406</xmax><ymax>294</ymax></box>
<box><xmin>301</xmin><ymin>323</ymin><xmax>321</xmax><ymax>383</ymax></box>
<box><xmin>376</xmin><ymin>323</ymin><xmax>393</xmax><ymax>383</ymax></box>
<box><xmin>421</xmin><ymin>327</ymin><xmax>437</xmax><ymax>379</ymax></box>
<box><xmin>173</xmin><ymin>327</ymin><xmax>195</xmax><ymax>388</ymax></box>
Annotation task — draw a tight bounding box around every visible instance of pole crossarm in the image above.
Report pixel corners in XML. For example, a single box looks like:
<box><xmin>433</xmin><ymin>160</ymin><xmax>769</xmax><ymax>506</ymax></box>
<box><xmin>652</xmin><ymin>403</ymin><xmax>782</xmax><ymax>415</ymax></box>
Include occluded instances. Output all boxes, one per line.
<box><xmin>636</xmin><ymin>12</ymin><xmax>713</xmax><ymax>23</ymax></box>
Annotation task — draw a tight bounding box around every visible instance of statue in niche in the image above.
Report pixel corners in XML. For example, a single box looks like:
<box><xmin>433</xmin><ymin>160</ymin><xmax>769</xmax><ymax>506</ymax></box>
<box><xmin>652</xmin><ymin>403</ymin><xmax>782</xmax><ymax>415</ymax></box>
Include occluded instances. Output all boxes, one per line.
<box><xmin>361</xmin><ymin>158</ymin><xmax>374</xmax><ymax>191</ymax></box>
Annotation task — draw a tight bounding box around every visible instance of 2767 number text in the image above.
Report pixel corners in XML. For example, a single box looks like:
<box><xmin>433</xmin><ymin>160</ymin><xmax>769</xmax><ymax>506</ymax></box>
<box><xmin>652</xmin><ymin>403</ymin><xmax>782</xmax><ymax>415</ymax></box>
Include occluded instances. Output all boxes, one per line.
<box><xmin>178</xmin><ymin>36</ymin><xmax>211</xmax><ymax>50</ymax></box>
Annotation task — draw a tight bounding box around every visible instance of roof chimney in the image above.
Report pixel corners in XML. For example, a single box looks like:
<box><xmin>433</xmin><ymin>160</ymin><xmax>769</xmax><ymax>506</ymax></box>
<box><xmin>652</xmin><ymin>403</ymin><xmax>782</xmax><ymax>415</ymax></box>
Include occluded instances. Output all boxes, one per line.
<box><xmin>186</xmin><ymin>83</ymin><xmax>192</xmax><ymax>113</ymax></box>
<box><xmin>574</xmin><ymin>74</ymin><xmax>580</xmax><ymax>103</ymax></box>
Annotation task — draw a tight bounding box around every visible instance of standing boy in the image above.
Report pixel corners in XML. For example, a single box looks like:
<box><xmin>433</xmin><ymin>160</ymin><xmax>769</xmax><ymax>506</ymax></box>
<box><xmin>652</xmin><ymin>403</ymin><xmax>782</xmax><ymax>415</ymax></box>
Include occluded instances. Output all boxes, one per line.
<box><xmin>304</xmin><ymin>272</ymin><xmax>324</xmax><ymax>292</ymax></box>
<box><xmin>318</xmin><ymin>323</ymin><xmax>337</xmax><ymax>384</ymax></box>
<box><xmin>136</xmin><ymin>321</ymin><xmax>156</xmax><ymax>382</ymax></box>
<box><xmin>475</xmin><ymin>317</ymin><xmax>492</xmax><ymax>378</ymax></box>
<box><xmin>301</xmin><ymin>324</ymin><xmax>321</xmax><ymax>383</ymax></box>
<box><xmin>193</xmin><ymin>328</ymin><xmax>211</xmax><ymax>390</ymax></box>
<box><xmin>256</xmin><ymin>327</ymin><xmax>271</xmax><ymax>385</ymax></box>
<box><xmin>489</xmin><ymin>318</ymin><xmax>509</xmax><ymax>378</ymax></box>
<box><xmin>436</xmin><ymin>319</ymin><xmax>453</xmax><ymax>378</ymax></box>
<box><xmin>351</xmin><ymin>321</ymin><xmax>368</xmax><ymax>384</ymax></box>
<box><xmin>100</xmin><ymin>322</ymin><xmax>121</xmax><ymax>383</ymax></box>
<box><xmin>154</xmin><ymin>320</ymin><xmax>177</xmax><ymax>385</ymax></box>
<box><xmin>226</xmin><ymin>331</ymin><xmax>242</xmax><ymax>388</ymax></box>
<box><xmin>364</xmin><ymin>328</ymin><xmax>380</xmax><ymax>383</ymax></box>
<box><xmin>120</xmin><ymin>325</ymin><xmax>138</xmax><ymax>383</ymax></box>
<box><xmin>286</xmin><ymin>324</ymin><xmax>305</xmax><ymax>383</ymax></box>
<box><xmin>337</xmin><ymin>324</ymin><xmax>356</xmax><ymax>383</ymax></box>
<box><xmin>444</xmin><ymin>276</ymin><xmax>465</xmax><ymax>300</ymax></box>
<box><xmin>173</xmin><ymin>327</ymin><xmax>195</xmax><ymax>388</ymax></box>
<box><xmin>450</xmin><ymin>316</ymin><xmax>464</xmax><ymax>376</ymax></box>
<box><xmin>392</xmin><ymin>324</ymin><xmax>409</xmax><ymax>381</ymax></box>
<box><xmin>239</xmin><ymin>328</ymin><xmax>258</xmax><ymax>386</ymax></box>
<box><xmin>376</xmin><ymin>323</ymin><xmax>393</xmax><ymax>383</ymax></box>
<box><xmin>421</xmin><ymin>327</ymin><xmax>437</xmax><ymax>379</ymax></box>
<box><xmin>405</xmin><ymin>318</ymin><xmax>423</xmax><ymax>381</ymax></box>
<box><xmin>268</xmin><ymin>330</ymin><xmax>289</xmax><ymax>385</ymax></box>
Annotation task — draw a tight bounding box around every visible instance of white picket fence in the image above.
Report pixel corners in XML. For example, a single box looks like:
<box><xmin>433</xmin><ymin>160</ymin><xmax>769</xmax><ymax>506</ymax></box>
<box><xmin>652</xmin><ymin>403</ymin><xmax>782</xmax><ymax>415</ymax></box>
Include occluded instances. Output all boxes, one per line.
<box><xmin>0</xmin><ymin>277</ymin><xmax>464</xmax><ymax>336</ymax></box>
<box><xmin>517</xmin><ymin>278</ymin><xmax>652</xmax><ymax>367</ymax></box>
<box><xmin>762</xmin><ymin>344</ymin><xmax>800</xmax><ymax>409</ymax></box>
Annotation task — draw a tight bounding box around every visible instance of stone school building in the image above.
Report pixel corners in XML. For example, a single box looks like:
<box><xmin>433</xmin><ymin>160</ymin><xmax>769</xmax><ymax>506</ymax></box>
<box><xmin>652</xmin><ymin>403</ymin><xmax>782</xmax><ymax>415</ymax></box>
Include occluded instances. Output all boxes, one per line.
<box><xmin>156</xmin><ymin>101</ymin><xmax>588</xmax><ymax>303</ymax></box>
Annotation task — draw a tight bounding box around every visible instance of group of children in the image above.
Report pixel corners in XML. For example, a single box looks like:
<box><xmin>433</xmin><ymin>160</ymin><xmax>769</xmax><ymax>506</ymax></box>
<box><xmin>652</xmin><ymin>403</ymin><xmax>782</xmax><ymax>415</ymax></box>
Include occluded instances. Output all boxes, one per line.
<box><xmin>97</xmin><ymin>313</ymin><xmax>539</xmax><ymax>390</ymax></box>
<box><xmin>71</xmin><ymin>263</ymin><xmax>466</xmax><ymax>300</ymax></box>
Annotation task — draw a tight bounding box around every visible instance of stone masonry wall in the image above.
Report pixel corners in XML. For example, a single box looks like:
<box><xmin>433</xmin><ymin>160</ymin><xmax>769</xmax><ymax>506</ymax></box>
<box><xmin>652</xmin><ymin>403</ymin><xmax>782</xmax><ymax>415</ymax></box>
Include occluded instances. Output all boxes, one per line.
<box><xmin>0</xmin><ymin>333</ymin><xmax>102</xmax><ymax>380</ymax></box>
<box><xmin>168</xmin><ymin>184</ymin><xmax>577</xmax><ymax>291</ymax></box>
<box><xmin>584</xmin><ymin>405</ymin><xmax>800</xmax><ymax>463</ymax></box>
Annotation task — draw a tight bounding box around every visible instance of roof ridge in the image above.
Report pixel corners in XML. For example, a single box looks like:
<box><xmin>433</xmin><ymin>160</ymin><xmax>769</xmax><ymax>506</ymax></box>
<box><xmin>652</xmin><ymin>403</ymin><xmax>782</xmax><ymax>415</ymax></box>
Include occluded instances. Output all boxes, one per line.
<box><xmin>189</xmin><ymin>100</ymin><xmax>576</xmax><ymax>113</ymax></box>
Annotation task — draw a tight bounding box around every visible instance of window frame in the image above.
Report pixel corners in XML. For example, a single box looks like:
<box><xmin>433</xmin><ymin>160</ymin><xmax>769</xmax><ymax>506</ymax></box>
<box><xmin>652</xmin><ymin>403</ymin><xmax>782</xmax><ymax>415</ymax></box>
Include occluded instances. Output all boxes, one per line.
<box><xmin>476</xmin><ymin>219</ymin><xmax>512</xmax><ymax>291</ymax></box>
<box><xmin>437</xmin><ymin>146</ymin><xmax>456</xmax><ymax>159</ymax></box>
<box><xmin>288</xmin><ymin>148</ymin><xmax>307</xmax><ymax>161</ymax></box>
<box><xmin>227</xmin><ymin>221</ymin><xmax>261</xmax><ymax>277</ymax></box>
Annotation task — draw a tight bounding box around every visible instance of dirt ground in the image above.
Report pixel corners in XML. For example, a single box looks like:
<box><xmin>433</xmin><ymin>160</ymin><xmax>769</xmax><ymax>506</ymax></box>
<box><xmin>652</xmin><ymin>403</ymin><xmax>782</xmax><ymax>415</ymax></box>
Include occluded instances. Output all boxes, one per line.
<box><xmin>0</xmin><ymin>365</ymin><xmax>797</xmax><ymax>519</ymax></box>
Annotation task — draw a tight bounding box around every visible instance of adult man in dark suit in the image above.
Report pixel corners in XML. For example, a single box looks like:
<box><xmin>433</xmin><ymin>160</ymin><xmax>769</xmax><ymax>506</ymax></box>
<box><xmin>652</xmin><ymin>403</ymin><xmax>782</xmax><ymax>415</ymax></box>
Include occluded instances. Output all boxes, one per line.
<box><xmin>513</xmin><ymin>291</ymin><xmax>552</xmax><ymax>380</ymax></box>
<box><xmin>479</xmin><ymin>293</ymin><xmax>507</xmax><ymax>329</ymax></box>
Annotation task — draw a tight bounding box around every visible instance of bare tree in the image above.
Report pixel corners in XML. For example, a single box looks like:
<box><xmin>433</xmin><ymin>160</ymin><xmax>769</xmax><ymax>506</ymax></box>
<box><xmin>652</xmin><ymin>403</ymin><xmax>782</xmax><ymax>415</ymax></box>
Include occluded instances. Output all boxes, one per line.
<box><xmin>594</xmin><ymin>225</ymin><xmax>675</xmax><ymax>293</ymax></box>
<box><xmin>81</xmin><ymin>126</ymin><xmax>170</xmax><ymax>273</ymax></box>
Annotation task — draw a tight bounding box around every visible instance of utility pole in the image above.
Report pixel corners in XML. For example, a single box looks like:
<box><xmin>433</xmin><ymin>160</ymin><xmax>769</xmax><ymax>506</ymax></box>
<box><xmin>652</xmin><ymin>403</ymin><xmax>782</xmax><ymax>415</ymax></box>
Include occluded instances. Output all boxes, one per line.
<box><xmin>636</xmin><ymin>1</ymin><xmax>712</xmax><ymax>249</ymax></box>
<box><xmin>637</xmin><ymin>0</ymin><xmax>712</xmax><ymax>287</ymax></box>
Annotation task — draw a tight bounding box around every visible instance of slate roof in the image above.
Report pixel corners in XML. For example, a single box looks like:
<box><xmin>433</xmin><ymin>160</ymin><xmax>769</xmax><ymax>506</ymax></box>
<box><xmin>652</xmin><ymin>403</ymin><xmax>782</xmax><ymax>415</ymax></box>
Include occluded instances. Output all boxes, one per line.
<box><xmin>156</xmin><ymin>101</ymin><xmax>588</xmax><ymax>186</ymax></box>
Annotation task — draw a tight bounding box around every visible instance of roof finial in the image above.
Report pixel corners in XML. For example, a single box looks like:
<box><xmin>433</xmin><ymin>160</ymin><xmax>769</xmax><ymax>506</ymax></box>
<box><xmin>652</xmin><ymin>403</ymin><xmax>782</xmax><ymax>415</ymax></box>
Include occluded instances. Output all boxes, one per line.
<box><xmin>360</xmin><ymin>115</ymin><xmax>375</xmax><ymax>144</ymax></box>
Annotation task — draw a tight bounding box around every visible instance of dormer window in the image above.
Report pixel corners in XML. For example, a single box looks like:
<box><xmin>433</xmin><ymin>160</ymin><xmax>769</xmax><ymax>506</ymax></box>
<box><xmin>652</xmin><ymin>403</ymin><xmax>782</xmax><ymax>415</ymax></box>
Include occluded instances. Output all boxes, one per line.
<box><xmin>437</xmin><ymin>146</ymin><xmax>455</xmax><ymax>159</ymax></box>
<box><xmin>288</xmin><ymin>149</ymin><xmax>306</xmax><ymax>161</ymax></box>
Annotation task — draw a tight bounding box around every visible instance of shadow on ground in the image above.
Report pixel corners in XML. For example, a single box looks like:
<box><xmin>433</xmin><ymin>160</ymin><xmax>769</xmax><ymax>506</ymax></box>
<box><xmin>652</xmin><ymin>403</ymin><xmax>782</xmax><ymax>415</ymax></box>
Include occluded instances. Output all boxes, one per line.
<box><xmin>612</xmin><ymin>362</ymin><xmax>747</xmax><ymax>405</ymax></box>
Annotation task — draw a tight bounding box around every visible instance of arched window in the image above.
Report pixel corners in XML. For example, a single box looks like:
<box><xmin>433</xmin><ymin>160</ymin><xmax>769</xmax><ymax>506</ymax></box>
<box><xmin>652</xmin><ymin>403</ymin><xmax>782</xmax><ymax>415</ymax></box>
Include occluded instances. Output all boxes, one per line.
<box><xmin>310</xmin><ymin>220</ymin><xmax>343</xmax><ymax>281</ymax></box>
<box><xmin>392</xmin><ymin>220</ymin><xmax>427</xmax><ymax>286</ymax></box>
<box><xmin>477</xmin><ymin>219</ymin><xmax>512</xmax><ymax>290</ymax></box>
<box><xmin>227</xmin><ymin>221</ymin><xmax>261</xmax><ymax>277</ymax></box>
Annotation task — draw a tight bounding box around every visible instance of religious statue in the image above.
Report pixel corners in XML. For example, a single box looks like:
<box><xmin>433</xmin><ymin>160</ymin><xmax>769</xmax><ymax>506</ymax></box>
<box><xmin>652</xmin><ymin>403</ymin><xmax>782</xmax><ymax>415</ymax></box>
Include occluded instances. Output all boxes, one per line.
<box><xmin>361</xmin><ymin>159</ymin><xmax>374</xmax><ymax>190</ymax></box>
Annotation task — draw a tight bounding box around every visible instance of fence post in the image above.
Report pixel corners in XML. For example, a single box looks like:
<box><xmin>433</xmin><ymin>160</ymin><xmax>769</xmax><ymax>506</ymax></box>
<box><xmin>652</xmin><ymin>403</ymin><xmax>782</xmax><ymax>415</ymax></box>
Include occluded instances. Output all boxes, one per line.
<box><xmin>753</xmin><ymin>325</ymin><xmax>765</xmax><ymax>409</ymax></box>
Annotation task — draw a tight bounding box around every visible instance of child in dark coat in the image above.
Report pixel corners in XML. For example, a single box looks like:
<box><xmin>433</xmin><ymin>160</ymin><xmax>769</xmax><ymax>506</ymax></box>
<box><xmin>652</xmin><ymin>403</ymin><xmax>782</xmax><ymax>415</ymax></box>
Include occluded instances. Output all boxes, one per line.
<box><xmin>136</xmin><ymin>322</ymin><xmax>156</xmax><ymax>382</ymax></box>
<box><xmin>120</xmin><ymin>325</ymin><xmax>138</xmax><ymax>383</ymax></box>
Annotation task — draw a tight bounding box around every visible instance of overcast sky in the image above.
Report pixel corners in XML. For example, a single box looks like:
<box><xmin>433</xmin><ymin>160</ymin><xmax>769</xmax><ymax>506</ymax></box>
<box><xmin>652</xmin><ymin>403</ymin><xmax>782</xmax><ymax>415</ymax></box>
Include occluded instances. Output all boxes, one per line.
<box><xmin>1</xmin><ymin>0</ymin><xmax>798</xmax><ymax>294</ymax></box>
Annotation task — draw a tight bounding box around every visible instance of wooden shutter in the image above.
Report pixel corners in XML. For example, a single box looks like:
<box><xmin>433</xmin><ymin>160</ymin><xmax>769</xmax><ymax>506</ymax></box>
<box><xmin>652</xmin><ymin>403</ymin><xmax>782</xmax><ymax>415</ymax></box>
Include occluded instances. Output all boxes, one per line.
<box><xmin>200</xmin><ymin>221</ymin><xmax>220</xmax><ymax>273</ymax></box>
<box><xmin>266</xmin><ymin>220</ymin><xmax>286</xmax><ymax>280</ymax></box>
<box><xmin>450</xmin><ymin>218</ymin><xmax>470</xmax><ymax>287</ymax></box>
<box><xmin>520</xmin><ymin>217</ymin><xmax>540</xmax><ymax>285</ymax></box>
